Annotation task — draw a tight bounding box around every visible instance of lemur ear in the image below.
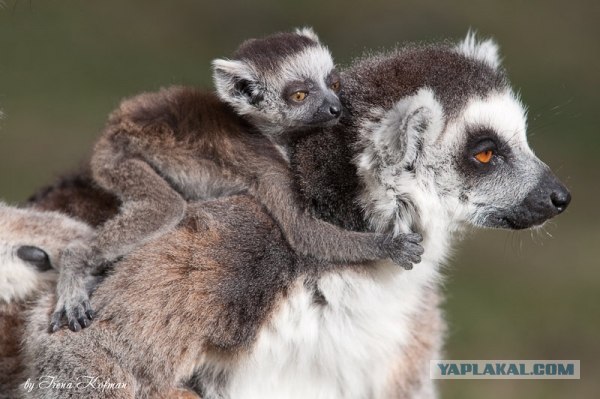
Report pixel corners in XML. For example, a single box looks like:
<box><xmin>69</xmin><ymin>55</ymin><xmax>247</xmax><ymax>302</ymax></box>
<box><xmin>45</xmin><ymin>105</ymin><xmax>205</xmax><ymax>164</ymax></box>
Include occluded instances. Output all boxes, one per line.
<box><xmin>365</xmin><ymin>88</ymin><xmax>444</xmax><ymax>168</ymax></box>
<box><xmin>456</xmin><ymin>30</ymin><xmax>501</xmax><ymax>69</ymax></box>
<box><xmin>212</xmin><ymin>59</ymin><xmax>262</xmax><ymax>109</ymax></box>
<box><xmin>294</xmin><ymin>27</ymin><xmax>321</xmax><ymax>43</ymax></box>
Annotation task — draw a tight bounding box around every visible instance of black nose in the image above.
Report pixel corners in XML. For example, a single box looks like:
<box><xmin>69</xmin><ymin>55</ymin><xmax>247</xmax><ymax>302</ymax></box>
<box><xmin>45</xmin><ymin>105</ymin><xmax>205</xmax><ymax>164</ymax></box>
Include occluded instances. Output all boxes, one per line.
<box><xmin>550</xmin><ymin>187</ymin><xmax>571</xmax><ymax>213</ymax></box>
<box><xmin>329</xmin><ymin>105</ymin><xmax>341</xmax><ymax>117</ymax></box>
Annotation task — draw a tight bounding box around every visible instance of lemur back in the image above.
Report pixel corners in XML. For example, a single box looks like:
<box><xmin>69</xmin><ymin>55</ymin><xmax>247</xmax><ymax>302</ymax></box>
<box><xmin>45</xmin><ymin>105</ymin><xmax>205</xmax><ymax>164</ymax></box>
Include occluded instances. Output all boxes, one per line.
<box><xmin>51</xmin><ymin>28</ymin><xmax>423</xmax><ymax>332</ymax></box>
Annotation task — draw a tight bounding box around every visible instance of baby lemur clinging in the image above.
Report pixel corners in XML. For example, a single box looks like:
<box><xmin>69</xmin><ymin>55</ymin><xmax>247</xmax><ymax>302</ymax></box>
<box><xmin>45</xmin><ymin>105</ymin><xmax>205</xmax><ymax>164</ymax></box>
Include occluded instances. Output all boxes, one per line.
<box><xmin>52</xmin><ymin>28</ymin><xmax>423</xmax><ymax>332</ymax></box>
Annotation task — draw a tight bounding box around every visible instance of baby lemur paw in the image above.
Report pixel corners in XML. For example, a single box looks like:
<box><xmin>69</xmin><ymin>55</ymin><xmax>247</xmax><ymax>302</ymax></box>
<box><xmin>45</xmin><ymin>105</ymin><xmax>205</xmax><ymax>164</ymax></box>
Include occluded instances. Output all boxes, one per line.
<box><xmin>50</xmin><ymin>286</ymin><xmax>94</xmax><ymax>333</ymax></box>
<box><xmin>383</xmin><ymin>233</ymin><xmax>424</xmax><ymax>270</ymax></box>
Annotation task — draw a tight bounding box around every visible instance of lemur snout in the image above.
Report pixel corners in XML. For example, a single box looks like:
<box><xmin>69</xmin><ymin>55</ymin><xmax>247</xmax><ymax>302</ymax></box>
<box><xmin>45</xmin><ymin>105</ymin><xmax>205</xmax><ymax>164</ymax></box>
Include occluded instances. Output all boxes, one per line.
<box><xmin>538</xmin><ymin>171</ymin><xmax>571</xmax><ymax>215</ymax></box>
<box><xmin>550</xmin><ymin>186</ymin><xmax>571</xmax><ymax>213</ymax></box>
<box><xmin>314</xmin><ymin>96</ymin><xmax>342</xmax><ymax>123</ymax></box>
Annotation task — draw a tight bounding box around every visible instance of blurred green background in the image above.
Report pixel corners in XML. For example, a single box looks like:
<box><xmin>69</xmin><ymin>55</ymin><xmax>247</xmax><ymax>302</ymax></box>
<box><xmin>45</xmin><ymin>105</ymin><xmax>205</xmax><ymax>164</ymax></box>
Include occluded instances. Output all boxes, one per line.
<box><xmin>0</xmin><ymin>1</ymin><xmax>598</xmax><ymax>397</ymax></box>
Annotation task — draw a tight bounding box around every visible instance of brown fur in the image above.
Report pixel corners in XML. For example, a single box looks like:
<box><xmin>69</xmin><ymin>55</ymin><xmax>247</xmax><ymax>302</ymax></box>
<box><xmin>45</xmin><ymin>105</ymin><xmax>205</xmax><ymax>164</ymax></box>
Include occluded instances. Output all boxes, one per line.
<box><xmin>0</xmin><ymin>302</ymin><xmax>28</xmax><ymax>397</ymax></box>
<box><xmin>51</xmin><ymin>83</ymin><xmax>421</xmax><ymax>332</ymax></box>
<box><xmin>89</xmin><ymin>86</ymin><xmax>418</xmax><ymax>268</ymax></box>
<box><xmin>0</xmin><ymin>204</ymin><xmax>92</xmax><ymax>397</ymax></box>
<box><xmin>23</xmin><ymin>196</ymin><xmax>304</xmax><ymax>398</ymax></box>
<box><xmin>27</xmin><ymin>169</ymin><xmax>120</xmax><ymax>228</ymax></box>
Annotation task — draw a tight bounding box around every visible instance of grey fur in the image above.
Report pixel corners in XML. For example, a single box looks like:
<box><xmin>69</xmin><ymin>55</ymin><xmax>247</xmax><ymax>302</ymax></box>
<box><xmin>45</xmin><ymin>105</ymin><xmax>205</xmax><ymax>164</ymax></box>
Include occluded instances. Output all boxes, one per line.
<box><xmin>51</xmin><ymin>29</ymin><xmax>423</xmax><ymax>332</ymax></box>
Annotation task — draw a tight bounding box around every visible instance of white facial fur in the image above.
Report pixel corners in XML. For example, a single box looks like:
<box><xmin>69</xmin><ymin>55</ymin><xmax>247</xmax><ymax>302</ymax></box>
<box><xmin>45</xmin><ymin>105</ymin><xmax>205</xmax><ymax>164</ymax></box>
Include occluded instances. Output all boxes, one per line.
<box><xmin>355</xmin><ymin>84</ymin><xmax>549</xmax><ymax>239</ymax></box>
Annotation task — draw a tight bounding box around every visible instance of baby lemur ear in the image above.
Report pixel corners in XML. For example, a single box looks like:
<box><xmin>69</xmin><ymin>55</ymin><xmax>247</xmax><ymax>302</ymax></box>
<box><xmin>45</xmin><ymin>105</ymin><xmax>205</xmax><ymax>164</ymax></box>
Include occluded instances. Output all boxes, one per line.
<box><xmin>365</xmin><ymin>88</ymin><xmax>444</xmax><ymax>168</ymax></box>
<box><xmin>212</xmin><ymin>58</ymin><xmax>262</xmax><ymax>109</ymax></box>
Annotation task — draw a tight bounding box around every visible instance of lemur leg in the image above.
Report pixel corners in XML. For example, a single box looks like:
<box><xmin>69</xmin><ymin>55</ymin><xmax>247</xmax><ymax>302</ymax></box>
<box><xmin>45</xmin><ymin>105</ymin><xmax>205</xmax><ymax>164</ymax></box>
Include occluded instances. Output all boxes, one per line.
<box><xmin>253</xmin><ymin>169</ymin><xmax>424</xmax><ymax>267</ymax></box>
<box><xmin>90</xmin><ymin>157</ymin><xmax>187</xmax><ymax>263</ymax></box>
<box><xmin>51</xmin><ymin>157</ymin><xmax>186</xmax><ymax>333</ymax></box>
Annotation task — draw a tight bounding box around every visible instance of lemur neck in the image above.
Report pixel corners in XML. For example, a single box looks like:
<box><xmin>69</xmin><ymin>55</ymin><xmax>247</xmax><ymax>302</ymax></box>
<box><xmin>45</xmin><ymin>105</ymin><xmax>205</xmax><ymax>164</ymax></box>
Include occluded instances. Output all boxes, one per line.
<box><xmin>290</xmin><ymin>123</ymin><xmax>459</xmax><ymax>268</ymax></box>
<box><xmin>360</xmin><ymin>177</ymin><xmax>458</xmax><ymax>268</ymax></box>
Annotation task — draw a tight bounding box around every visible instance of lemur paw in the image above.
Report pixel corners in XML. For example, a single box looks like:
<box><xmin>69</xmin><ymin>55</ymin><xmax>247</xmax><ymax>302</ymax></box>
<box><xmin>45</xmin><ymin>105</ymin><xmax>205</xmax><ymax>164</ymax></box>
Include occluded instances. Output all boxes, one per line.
<box><xmin>49</xmin><ymin>289</ymin><xmax>94</xmax><ymax>333</ymax></box>
<box><xmin>384</xmin><ymin>233</ymin><xmax>424</xmax><ymax>270</ymax></box>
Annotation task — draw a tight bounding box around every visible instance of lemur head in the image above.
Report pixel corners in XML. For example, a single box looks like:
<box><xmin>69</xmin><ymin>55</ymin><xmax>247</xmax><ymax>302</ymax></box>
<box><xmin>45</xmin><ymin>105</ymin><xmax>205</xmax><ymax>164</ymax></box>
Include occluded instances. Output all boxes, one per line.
<box><xmin>353</xmin><ymin>33</ymin><xmax>571</xmax><ymax>237</ymax></box>
<box><xmin>0</xmin><ymin>204</ymin><xmax>93</xmax><ymax>303</ymax></box>
<box><xmin>213</xmin><ymin>27</ymin><xmax>342</xmax><ymax>137</ymax></box>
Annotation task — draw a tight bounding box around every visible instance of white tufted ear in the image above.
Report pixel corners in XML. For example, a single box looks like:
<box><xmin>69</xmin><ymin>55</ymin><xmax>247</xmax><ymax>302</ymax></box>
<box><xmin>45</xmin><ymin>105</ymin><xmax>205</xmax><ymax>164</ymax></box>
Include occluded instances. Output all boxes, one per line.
<box><xmin>455</xmin><ymin>30</ymin><xmax>502</xmax><ymax>69</ymax></box>
<box><xmin>369</xmin><ymin>88</ymin><xmax>445</xmax><ymax>167</ymax></box>
<box><xmin>294</xmin><ymin>26</ymin><xmax>321</xmax><ymax>43</ymax></box>
<box><xmin>212</xmin><ymin>58</ymin><xmax>261</xmax><ymax>114</ymax></box>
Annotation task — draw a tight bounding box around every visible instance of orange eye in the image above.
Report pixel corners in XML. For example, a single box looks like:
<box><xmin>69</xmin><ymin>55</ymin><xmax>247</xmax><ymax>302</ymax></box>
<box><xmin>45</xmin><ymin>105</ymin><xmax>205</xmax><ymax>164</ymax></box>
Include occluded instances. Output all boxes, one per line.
<box><xmin>291</xmin><ymin>91</ymin><xmax>308</xmax><ymax>102</ymax></box>
<box><xmin>475</xmin><ymin>150</ymin><xmax>493</xmax><ymax>163</ymax></box>
<box><xmin>330</xmin><ymin>81</ymin><xmax>341</xmax><ymax>92</ymax></box>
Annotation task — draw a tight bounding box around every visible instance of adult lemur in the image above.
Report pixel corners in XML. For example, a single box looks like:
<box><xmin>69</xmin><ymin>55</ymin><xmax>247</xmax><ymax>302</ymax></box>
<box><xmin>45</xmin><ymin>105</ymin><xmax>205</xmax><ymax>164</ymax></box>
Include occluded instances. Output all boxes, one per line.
<box><xmin>51</xmin><ymin>28</ymin><xmax>423</xmax><ymax>332</ymax></box>
<box><xmin>22</xmin><ymin>34</ymin><xmax>570</xmax><ymax>398</ymax></box>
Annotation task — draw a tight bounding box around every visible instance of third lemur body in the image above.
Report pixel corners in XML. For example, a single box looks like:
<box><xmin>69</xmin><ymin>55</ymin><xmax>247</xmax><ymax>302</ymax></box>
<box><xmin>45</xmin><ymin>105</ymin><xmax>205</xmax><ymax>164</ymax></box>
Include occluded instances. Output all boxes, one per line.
<box><xmin>53</xmin><ymin>28</ymin><xmax>423</xmax><ymax>331</ymax></box>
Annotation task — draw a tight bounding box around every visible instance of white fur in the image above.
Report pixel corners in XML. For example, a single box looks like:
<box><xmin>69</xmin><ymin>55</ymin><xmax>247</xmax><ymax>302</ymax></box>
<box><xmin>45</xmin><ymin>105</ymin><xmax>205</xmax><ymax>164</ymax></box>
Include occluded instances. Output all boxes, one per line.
<box><xmin>451</xmin><ymin>90</ymin><xmax>528</xmax><ymax>153</ymax></box>
<box><xmin>356</xmin><ymin>88</ymin><xmax>446</xmax><ymax>236</ymax></box>
<box><xmin>224</xmin><ymin>262</ymin><xmax>441</xmax><ymax>399</ymax></box>
<box><xmin>277</xmin><ymin>44</ymin><xmax>334</xmax><ymax>85</ymax></box>
<box><xmin>0</xmin><ymin>202</ymin><xmax>93</xmax><ymax>303</ymax></box>
<box><xmin>455</xmin><ymin>31</ymin><xmax>501</xmax><ymax>69</ymax></box>
<box><xmin>0</xmin><ymin>243</ymin><xmax>54</xmax><ymax>303</ymax></box>
<box><xmin>295</xmin><ymin>26</ymin><xmax>320</xmax><ymax>42</ymax></box>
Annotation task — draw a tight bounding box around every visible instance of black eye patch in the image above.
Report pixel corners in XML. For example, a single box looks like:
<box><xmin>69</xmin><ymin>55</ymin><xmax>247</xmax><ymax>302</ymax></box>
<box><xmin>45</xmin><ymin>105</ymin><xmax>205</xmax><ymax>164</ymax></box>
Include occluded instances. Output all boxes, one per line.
<box><xmin>16</xmin><ymin>245</ymin><xmax>52</xmax><ymax>272</ymax></box>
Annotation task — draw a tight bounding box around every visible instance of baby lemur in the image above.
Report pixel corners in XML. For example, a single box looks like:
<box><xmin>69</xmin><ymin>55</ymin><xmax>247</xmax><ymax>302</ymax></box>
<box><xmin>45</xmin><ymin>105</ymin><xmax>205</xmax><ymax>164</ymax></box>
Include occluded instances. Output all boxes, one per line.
<box><xmin>52</xmin><ymin>28</ymin><xmax>423</xmax><ymax>332</ymax></box>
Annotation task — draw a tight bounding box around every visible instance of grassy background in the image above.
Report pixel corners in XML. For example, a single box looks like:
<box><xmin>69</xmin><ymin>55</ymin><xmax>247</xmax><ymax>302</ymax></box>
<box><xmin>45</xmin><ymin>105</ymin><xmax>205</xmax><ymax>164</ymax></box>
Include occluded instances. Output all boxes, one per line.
<box><xmin>1</xmin><ymin>1</ymin><xmax>598</xmax><ymax>397</ymax></box>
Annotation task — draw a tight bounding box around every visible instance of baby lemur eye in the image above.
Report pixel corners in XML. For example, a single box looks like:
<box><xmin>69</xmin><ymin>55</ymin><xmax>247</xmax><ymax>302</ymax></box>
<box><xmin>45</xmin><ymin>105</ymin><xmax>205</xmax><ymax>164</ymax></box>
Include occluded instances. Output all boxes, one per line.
<box><xmin>330</xmin><ymin>80</ymin><xmax>341</xmax><ymax>93</ymax></box>
<box><xmin>291</xmin><ymin>91</ymin><xmax>308</xmax><ymax>102</ymax></box>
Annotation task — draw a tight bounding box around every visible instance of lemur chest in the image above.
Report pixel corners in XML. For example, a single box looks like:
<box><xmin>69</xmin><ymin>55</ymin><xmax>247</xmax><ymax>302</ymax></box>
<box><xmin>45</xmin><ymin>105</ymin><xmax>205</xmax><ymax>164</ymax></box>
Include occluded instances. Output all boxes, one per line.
<box><xmin>217</xmin><ymin>260</ymin><xmax>438</xmax><ymax>399</ymax></box>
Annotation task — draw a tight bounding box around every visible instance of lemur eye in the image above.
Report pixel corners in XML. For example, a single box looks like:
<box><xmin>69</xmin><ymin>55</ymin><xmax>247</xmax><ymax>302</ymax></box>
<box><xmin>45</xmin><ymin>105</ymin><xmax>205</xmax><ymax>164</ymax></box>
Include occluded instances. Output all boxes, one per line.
<box><xmin>474</xmin><ymin>150</ymin><xmax>493</xmax><ymax>164</ymax></box>
<box><xmin>291</xmin><ymin>91</ymin><xmax>308</xmax><ymax>102</ymax></box>
<box><xmin>330</xmin><ymin>81</ymin><xmax>341</xmax><ymax>92</ymax></box>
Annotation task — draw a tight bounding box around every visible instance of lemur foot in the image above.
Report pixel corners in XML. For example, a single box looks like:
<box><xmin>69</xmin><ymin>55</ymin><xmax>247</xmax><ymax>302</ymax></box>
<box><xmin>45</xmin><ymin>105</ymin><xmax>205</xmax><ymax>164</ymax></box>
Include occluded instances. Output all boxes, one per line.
<box><xmin>49</xmin><ymin>244</ymin><xmax>99</xmax><ymax>333</ymax></box>
<box><xmin>50</xmin><ymin>293</ymin><xmax>94</xmax><ymax>333</ymax></box>
<box><xmin>382</xmin><ymin>233</ymin><xmax>424</xmax><ymax>270</ymax></box>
